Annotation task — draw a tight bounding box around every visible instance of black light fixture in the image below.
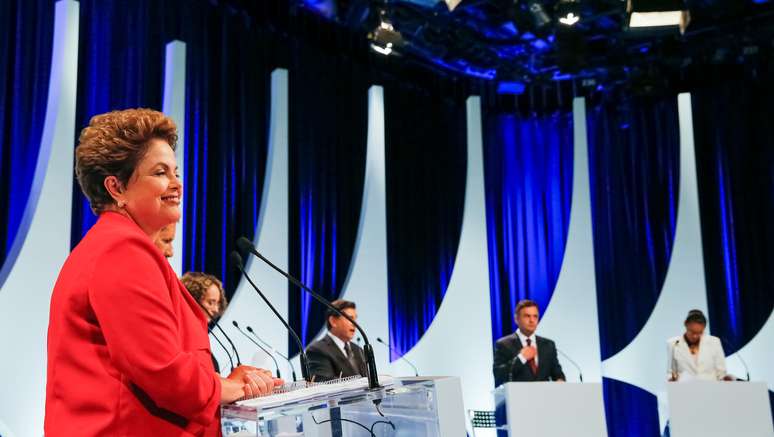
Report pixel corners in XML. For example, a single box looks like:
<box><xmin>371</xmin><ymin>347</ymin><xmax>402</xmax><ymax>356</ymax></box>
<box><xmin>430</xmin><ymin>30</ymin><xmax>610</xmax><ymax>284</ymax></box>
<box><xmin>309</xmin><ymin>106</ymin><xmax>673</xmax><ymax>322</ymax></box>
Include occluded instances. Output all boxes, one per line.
<box><xmin>627</xmin><ymin>0</ymin><xmax>690</xmax><ymax>34</ymax></box>
<box><xmin>368</xmin><ymin>9</ymin><xmax>403</xmax><ymax>55</ymax></box>
<box><xmin>555</xmin><ymin>0</ymin><xmax>581</xmax><ymax>26</ymax></box>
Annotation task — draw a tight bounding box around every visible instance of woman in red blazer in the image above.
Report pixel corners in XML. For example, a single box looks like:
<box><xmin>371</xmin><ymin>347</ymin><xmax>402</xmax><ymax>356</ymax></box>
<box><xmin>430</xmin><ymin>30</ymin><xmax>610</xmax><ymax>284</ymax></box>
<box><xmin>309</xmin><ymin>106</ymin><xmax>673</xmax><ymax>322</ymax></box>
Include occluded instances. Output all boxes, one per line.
<box><xmin>45</xmin><ymin>109</ymin><xmax>281</xmax><ymax>436</ymax></box>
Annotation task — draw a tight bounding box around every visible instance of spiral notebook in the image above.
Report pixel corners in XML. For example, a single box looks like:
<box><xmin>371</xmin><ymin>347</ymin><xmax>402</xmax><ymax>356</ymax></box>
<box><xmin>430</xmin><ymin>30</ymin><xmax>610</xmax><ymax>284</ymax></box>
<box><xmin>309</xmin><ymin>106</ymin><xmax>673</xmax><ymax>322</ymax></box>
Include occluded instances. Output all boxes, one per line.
<box><xmin>236</xmin><ymin>375</ymin><xmax>394</xmax><ymax>409</ymax></box>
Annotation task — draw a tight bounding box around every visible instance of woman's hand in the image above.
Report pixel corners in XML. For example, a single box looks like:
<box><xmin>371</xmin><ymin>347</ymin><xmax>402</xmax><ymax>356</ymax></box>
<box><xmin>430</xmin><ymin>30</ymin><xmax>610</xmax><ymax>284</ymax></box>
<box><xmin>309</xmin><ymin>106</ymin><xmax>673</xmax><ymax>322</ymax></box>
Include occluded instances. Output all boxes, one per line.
<box><xmin>220</xmin><ymin>365</ymin><xmax>284</xmax><ymax>404</ymax></box>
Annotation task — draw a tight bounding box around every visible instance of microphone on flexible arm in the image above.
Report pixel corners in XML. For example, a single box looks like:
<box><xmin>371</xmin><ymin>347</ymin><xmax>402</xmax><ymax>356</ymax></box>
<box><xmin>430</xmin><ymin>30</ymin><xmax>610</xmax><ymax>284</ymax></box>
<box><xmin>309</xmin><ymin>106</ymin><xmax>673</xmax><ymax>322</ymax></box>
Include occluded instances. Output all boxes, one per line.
<box><xmin>670</xmin><ymin>339</ymin><xmax>680</xmax><ymax>381</ymax></box>
<box><xmin>376</xmin><ymin>337</ymin><xmax>419</xmax><ymax>377</ymax></box>
<box><xmin>719</xmin><ymin>337</ymin><xmax>751</xmax><ymax>381</ymax></box>
<box><xmin>246</xmin><ymin>325</ymin><xmax>298</xmax><ymax>382</ymax></box>
<box><xmin>734</xmin><ymin>352</ymin><xmax>751</xmax><ymax>382</ymax></box>
<box><xmin>232</xmin><ymin>320</ymin><xmax>282</xmax><ymax>379</ymax></box>
<box><xmin>555</xmin><ymin>348</ymin><xmax>584</xmax><ymax>383</ymax></box>
<box><xmin>209</xmin><ymin>328</ymin><xmax>235</xmax><ymax>372</ymax></box>
<box><xmin>194</xmin><ymin>297</ymin><xmax>240</xmax><ymax>371</ymax></box>
<box><xmin>229</xmin><ymin>251</ymin><xmax>311</xmax><ymax>383</ymax></box>
<box><xmin>211</xmin><ymin>320</ymin><xmax>242</xmax><ymax>367</ymax></box>
<box><xmin>236</xmin><ymin>236</ymin><xmax>381</xmax><ymax>390</ymax></box>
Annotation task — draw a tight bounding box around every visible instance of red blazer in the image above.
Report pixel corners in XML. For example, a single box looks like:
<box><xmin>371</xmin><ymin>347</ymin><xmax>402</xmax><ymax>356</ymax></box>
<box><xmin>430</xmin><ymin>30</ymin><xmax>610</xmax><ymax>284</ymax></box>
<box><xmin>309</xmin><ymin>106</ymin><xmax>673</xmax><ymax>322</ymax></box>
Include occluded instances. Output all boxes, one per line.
<box><xmin>45</xmin><ymin>212</ymin><xmax>222</xmax><ymax>436</ymax></box>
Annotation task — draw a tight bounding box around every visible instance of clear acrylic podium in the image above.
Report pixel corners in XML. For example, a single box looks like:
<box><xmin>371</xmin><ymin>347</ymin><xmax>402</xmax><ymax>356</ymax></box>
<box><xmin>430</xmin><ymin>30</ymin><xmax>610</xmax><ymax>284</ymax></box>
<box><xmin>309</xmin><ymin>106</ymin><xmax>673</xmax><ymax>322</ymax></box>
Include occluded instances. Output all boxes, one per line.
<box><xmin>221</xmin><ymin>376</ymin><xmax>466</xmax><ymax>437</ymax></box>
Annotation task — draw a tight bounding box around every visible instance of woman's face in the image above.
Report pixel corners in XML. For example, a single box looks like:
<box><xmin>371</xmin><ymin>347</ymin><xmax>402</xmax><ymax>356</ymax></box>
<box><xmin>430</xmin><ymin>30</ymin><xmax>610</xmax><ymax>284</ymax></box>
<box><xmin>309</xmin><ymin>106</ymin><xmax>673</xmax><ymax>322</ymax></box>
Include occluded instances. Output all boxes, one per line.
<box><xmin>200</xmin><ymin>284</ymin><xmax>221</xmax><ymax>320</ymax></box>
<box><xmin>119</xmin><ymin>139</ymin><xmax>181</xmax><ymax>236</ymax></box>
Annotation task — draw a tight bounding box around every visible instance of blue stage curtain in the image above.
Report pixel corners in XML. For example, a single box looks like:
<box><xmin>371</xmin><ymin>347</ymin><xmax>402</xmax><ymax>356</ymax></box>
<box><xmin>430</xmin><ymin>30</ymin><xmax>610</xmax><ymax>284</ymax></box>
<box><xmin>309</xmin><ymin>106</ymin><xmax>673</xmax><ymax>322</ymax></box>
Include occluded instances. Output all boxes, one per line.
<box><xmin>0</xmin><ymin>0</ymin><xmax>54</xmax><ymax>270</ymax></box>
<box><xmin>588</xmin><ymin>95</ymin><xmax>680</xmax><ymax>437</ymax></box>
<box><xmin>69</xmin><ymin>0</ymin><xmax>271</xmax><ymax>297</ymax></box>
<box><xmin>691</xmin><ymin>66</ymin><xmax>774</xmax><ymax>354</ymax></box>
<box><xmin>70</xmin><ymin>0</ymin><xmax>173</xmax><ymax>248</ymax></box>
<box><xmin>384</xmin><ymin>85</ymin><xmax>467</xmax><ymax>360</ymax></box>
<box><xmin>181</xmin><ymin>5</ymin><xmax>272</xmax><ymax>297</ymax></box>
<box><xmin>482</xmin><ymin>104</ymin><xmax>574</xmax><ymax>344</ymax></box>
<box><xmin>287</xmin><ymin>46</ymin><xmax>368</xmax><ymax>354</ymax></box>
<box><xmin>690</xmin><ymin>65</ymin><xmax>774</xmax><ymax>417</ymax></box>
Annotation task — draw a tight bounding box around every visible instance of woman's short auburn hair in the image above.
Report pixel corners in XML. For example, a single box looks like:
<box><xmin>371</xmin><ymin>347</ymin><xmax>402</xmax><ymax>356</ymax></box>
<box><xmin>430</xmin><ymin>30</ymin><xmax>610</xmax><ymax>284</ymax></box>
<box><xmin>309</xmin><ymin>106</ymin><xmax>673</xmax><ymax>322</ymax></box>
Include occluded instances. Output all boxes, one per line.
<box><xmin>180</xmin><ymin>272</ymin><xmax>228</xmax><ymax>317</ymax></box>
<box><xmin>75</xmin><ymin>108</ymin><xmax>178</xmax><ymax>214</ymax></box>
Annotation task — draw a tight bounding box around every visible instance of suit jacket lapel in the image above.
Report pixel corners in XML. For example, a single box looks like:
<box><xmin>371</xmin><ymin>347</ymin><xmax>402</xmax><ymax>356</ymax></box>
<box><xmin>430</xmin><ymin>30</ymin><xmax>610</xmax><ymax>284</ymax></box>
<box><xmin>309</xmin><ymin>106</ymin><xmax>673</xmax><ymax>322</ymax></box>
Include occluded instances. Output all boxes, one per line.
<box><xmin>512</xmin><ymin>334</ymin><xmax>524</xmax><ymax>354</ymax></box>
<box><xmin>350</xmin><ymin>345</ymin><xmax>365</xmax><ymax>375</ymax></box>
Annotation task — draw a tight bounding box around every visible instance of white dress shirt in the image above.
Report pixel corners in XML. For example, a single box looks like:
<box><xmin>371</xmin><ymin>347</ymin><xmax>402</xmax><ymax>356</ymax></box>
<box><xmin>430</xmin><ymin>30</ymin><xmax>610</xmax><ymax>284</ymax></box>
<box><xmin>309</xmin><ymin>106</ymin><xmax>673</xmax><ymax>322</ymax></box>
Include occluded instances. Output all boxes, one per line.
<box><xmin>516</xmin><ymin>329</ymin><xmax>538</xmax><ymax>366</ymax></box>
<box><xmin>666</xmin><ymin>334</ymin><xmax>727</xmax><ymax>381</ymax></box>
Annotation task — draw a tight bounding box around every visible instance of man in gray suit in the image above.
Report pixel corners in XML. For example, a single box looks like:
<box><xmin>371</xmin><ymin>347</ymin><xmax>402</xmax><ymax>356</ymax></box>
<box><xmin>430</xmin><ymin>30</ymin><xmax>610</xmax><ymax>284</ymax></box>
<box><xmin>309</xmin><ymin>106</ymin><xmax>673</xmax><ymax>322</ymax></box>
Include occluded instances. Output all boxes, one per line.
<box><xmin>306</xmin><ymin>299</ymin><xmax>367</xmax><ymax>382</ymax></box>
<box><xmin>493</xmin><ymin>299</ymin><xmax>565</xmax><ymax>386</ymax></box>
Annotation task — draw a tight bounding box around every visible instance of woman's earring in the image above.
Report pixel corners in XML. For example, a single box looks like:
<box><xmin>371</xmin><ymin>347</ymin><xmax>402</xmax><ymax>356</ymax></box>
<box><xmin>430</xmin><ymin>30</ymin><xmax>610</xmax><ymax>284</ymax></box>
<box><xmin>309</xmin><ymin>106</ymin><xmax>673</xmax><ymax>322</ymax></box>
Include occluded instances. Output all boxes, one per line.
<box><xmin>117</xmin><ymin>200</ymin><xmax>125</xmax><ymax>208</ymax></box>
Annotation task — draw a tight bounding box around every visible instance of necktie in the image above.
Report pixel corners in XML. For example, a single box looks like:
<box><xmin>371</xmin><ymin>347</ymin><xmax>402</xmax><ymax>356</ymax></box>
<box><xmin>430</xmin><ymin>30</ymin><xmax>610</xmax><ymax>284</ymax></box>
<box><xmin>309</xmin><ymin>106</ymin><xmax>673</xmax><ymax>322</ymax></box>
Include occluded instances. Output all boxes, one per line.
<box><xmin>526</xmin><ymin>338</ymin><xmax>538</xmax><ymax>375</ymax></box>
<box><xmin>344</xmin><ymin>342</ymin><xmax>359</xmax><ymax>373</ymax></box>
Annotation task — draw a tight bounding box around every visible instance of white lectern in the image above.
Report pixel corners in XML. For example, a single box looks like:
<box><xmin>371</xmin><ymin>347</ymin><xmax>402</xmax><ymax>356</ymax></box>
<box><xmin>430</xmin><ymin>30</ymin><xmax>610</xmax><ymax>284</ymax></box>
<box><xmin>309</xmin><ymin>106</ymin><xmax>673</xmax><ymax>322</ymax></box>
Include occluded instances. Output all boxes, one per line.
<box><xmin>494</xmin><ymin>382</ymin><xmax>608</xmax><ymax>437</ymax></box>
<box><xmin>667</xmin><ymin>381</ymin><xmax>774</xmax><ymax>437</ymax></box>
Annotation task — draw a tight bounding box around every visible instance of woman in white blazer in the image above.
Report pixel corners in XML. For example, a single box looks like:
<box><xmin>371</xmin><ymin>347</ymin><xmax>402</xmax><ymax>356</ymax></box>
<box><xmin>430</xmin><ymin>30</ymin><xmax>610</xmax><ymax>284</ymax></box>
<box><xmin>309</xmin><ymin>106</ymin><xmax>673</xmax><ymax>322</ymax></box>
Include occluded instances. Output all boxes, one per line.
<box><xmin>667</xmin><ymin>309</ymin><xmax>729</xmax><ymax>381</ymax></box>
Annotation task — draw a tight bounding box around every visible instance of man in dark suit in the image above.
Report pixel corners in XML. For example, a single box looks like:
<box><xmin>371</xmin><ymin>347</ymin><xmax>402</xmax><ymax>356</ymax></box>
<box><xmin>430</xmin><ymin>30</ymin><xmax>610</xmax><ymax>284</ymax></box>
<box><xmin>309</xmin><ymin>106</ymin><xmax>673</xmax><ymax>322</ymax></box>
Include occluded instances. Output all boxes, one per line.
<box><xmin>306</xmin><ymin>299</ymin><xmax>367</xmax><ymax>381</ymax></box>
<box><xmin>493</xmin><ymin>299</ymin><xmax>565</xmax><ymax>386</ymax></box>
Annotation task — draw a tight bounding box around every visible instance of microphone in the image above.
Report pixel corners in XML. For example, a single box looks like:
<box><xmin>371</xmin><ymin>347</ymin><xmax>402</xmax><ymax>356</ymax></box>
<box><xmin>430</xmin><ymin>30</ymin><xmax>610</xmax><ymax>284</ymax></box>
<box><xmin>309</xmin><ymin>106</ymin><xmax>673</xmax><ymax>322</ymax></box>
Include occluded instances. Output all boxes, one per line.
<box><xmin>670</xmin><ymin>339</ymin><xmax>680</xmax><ymax>381</ymax></box>
<box><xmin>229</xmin><ymin>251</ymin><xmax>311</xmax><ymax>382</ymax></box>
<box><xmin>232</xmin><ymin>321</ymin><xmax>282</xmax><ymax>379</ymax></box>
<box><xmin>719</xmin><ymin>337</ymin><xmax>751</xmax><ymax>381</ymax></box>
<box><xmin>194</xmin><ymin>296</ymin><xmax>240</xmax><ymax>371</ymax></box>
<box><xmin>556</xmin><ymin>348</ymin><xmax>583</xmax><ymax>383</ymax></box>
<box><xmin>208</xmin><ymin>329</ymin><xmax>234</xmax><ymax>372</ymax></box>
<box><xmin>211</xmin><ymin>321</ymin><xmax>242</xmax><ymax>367</ymax></box>
<box><xmin>247</xmin><ymin>325</ymin><xmax>298</xmax><ymax>382</ymax></box>
<box><xmin>237</xmin><ymin>236</ymin><xmax>381</xmax><ymax>390</ymax></box>
<box><xmin>376</xmin><ymin>337</ymin><xmax>419</xmax><ymax>377</ymax></box>
<box><xmin>734</xmin><ymin>352</ymin><xmax>751</xmax><ymax>382</ymax></box>
<box><xmin>189</xmin><ymin>292</ymin><xmax>242</xmax><ymax>372</ymax></box>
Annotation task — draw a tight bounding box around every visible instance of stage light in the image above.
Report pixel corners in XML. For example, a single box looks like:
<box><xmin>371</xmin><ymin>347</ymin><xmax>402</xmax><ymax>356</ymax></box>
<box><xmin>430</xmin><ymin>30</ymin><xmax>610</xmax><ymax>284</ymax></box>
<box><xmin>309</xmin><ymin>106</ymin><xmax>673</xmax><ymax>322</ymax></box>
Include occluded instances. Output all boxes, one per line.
<box><xmin>445</xmin><ymin>0</ymin><xmax>464</xmax><ymax>12</ymax></box>
<box><xmin>627</xmin><ymin>0</ymin><xmax>690</xmax><ymax>33</ymax></box>
<box><xmin>556</xmin><ymin>0</ymin><xmax>581</xmax><ymax>26</ymax></box>
<box><xmin>528</xmin><ymin>1</ymin><xmax>552</xmax><ymax>29</ymax></box>
<box><xmin>558</xmin><ymin>12</ymin><xmax>579</xmax><ymax>26</ymax></box>
<box><xmin>368</xmin><ymin>11</ymin><xmax>403</xmax><ymax>56</ymax></box>
<box><xmin>497</xmin><ymin>81</ymin><xmax>526</xmax><ymax>95</ymax></box>
<box><xmin>371</xmin><ymin>42</ymin><xmax>394</xmax><ymax>55</ymax></box>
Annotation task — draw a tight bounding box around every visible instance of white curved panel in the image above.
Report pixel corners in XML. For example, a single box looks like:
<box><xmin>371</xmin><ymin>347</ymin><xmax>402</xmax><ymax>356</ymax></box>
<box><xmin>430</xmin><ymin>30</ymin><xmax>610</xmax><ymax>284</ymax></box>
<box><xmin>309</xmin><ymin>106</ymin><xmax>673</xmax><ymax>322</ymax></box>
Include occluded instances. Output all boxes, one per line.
<box><xmin>538</xmin><ymin>97</ymin><xmax>603</xmax><ymax>384</ymax></box>
<box><xmin>401</xmin><ymin>96</ymin><xmax>494</xmax><ymax>411</ymax></box>
<box><xmin>601</xmin><ymin>93</ymin><xmax>708</xmax><ymax>430</ymax></box>
<box><xmin>0</xmin><ymin>1</ymin><xmax>79</xmax><ymax>435</ymax></box>
<box><xmin>218</xmin><ymin>69</ymin><xmax>290</xmax><ymax>376</ymax></box>
<box><xmin>162</xmin><ymin>40</ymin><xmax>187</xmax><ymax>276</ymax></box>
<box><xmin>336</xmin><ymin>86</ymin><xmax>393</xmax><ymax>374</ymax></box>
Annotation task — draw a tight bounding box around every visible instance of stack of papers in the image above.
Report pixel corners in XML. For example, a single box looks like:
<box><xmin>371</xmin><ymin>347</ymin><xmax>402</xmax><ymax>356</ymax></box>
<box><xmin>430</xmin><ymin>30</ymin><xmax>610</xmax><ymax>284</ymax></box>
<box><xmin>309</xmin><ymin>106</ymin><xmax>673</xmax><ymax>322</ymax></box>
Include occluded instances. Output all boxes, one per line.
<box><xmin>237</xmin><ymin>375</ymin><xmax>394</xmax><ymax>409</ymax></box>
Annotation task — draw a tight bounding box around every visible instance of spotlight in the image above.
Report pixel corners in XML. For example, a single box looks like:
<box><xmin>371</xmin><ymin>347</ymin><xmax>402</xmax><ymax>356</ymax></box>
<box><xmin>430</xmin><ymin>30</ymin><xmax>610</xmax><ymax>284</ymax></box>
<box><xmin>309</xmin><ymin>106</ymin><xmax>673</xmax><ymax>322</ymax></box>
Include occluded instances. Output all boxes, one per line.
<box><xmin>527</xmin><ymin>1</ymin><xmax>552</xmax><ymax>29</ymax></box>
<box><xmin>627</xmin><ymin>0</ymin><xmax>690</xmax><ymax>33</ymax></box>
<box><xmin>370</xmin><ymin>41</ymin><xmax>394</xmax><ymax>56</ymax></box>
<box><xmin>556</xmin><ymin>0</ymin><xmax>581</xmax><ymax>26</ymax></box>
<box><xmin>558</xmin><ymin>12</ymin><xmax>580</xmax><ymax>26</ymax></box>
<box><xmin>368</xmin><ymin>11</ymin><xmax>403</xmax><ymax>56</ymax></box>
<box><xmin>445</xmin><ymin>0</ymin><xmax>464</xmax><ymax>12</ymax></box>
